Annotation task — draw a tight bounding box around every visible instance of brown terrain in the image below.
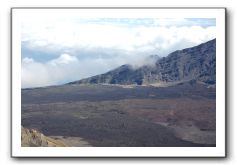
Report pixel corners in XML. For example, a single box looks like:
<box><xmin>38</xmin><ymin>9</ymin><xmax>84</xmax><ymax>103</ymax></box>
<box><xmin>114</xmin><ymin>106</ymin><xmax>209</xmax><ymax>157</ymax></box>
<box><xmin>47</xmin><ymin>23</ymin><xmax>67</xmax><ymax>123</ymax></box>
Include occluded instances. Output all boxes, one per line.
<box><xmin>22</xmin><ymin>82</ymin><xmax>216</xmax><ymax>147</ymax></box>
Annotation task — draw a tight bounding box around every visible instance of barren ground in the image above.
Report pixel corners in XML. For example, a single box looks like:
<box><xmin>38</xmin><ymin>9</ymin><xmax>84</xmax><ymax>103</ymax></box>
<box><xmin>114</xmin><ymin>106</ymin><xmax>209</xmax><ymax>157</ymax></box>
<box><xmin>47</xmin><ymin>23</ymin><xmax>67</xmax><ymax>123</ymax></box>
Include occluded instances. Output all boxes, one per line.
<box><xmin>22</xmin><ymin>83</ymin><xmax>216</xmax><ymax>147</ymax></box>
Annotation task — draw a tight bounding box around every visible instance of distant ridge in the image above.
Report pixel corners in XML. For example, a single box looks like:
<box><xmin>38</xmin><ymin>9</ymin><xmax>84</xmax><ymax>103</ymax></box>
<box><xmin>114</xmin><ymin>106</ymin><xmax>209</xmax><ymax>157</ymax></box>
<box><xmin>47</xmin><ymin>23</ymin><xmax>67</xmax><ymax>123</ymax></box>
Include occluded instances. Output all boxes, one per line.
<box><xmin>69</xmin><ymin>39</ymin><xmax>216</xmax><ymax>85</ymax></box>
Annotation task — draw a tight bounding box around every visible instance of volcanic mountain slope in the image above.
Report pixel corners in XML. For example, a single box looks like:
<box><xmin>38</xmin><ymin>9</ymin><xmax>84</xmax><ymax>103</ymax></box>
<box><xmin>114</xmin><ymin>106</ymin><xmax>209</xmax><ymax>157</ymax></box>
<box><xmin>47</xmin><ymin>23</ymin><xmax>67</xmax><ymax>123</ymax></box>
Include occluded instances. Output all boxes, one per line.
<box><xmin>69</xmin><ymin>39</ymin><xmax>216</xmax><ymax>85</ymax></box>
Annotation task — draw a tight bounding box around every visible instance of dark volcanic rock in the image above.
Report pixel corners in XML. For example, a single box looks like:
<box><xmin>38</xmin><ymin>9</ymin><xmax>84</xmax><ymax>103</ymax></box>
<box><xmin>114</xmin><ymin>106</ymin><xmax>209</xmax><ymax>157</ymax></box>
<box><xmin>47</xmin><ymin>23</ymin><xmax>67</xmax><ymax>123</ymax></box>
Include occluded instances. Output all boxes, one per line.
<box><xmin>69</xmin><ymin>39</ymin><xmax>216</xmax><ymax>85</ymax></box>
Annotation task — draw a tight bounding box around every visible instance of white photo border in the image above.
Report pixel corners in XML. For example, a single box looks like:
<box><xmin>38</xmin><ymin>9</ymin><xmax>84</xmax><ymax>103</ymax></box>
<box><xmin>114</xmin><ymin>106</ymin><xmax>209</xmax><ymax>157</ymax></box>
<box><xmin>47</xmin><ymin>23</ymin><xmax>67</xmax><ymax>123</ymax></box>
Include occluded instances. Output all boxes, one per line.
<box><xmin>11</xmin><ymin>7</ymin><xmax>226</xmax><ymax>158</ymax></box>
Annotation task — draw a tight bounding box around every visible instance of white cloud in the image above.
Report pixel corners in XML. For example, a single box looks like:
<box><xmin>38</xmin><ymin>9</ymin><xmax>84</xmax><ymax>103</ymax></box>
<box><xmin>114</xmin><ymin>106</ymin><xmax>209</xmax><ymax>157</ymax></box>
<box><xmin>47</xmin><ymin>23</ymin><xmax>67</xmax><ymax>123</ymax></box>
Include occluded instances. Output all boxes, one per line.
<box><xmin>22</xmin><ymin>58</ymin><xmax>52</xmax><ymax>88</ymax></box>
<box><xmin>22</xmin><ymin>20</ymin><xmax>216</xmax><ymax>56</ymax></box>
<box><xmin>22</xmin><ymin>57</ymin><xmax>34</xmax><ymax>63</ymax></box>
<box><xmin>21</xmin><ymin>16</ymin><xmax>216</xmax><ymax>88</ymax></box>
<box><xmin>49</xmin><ymin>53</ymin><xmax>78</xmax><ymax>65</ymax></box>
<box><xmin>21</xmin><ymin>54</ymin><xmax>126</xmax><ymax>88</ymax></box>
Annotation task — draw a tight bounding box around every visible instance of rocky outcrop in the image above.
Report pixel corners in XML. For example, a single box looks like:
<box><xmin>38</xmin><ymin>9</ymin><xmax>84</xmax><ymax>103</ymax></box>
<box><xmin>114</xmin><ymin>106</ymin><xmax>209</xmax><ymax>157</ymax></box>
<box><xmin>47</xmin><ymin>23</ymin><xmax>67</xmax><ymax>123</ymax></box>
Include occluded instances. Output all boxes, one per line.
<box><xmin>69</xmin><ymin>39</ymin><xmax>216</xmax><ymax>85</ymax></box>
<box><xmin>21</xmin><ymin>126</ymin><xmax>67</xmax><ymax>147</ymax></box>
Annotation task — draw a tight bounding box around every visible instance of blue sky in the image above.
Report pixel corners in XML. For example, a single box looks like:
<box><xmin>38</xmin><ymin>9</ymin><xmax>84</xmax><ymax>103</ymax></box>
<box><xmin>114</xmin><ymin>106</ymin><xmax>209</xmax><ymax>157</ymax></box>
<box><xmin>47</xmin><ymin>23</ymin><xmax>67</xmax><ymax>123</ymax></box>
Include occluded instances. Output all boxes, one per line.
<box><xmin>74</xmin><ymin>18</ymin><xmax>215</xmax><ymax>27</ymax></box>
<box><xmin>21</xmin><ymin>17</ymin><xmax>216</xmax><ymax>88</ymax></box>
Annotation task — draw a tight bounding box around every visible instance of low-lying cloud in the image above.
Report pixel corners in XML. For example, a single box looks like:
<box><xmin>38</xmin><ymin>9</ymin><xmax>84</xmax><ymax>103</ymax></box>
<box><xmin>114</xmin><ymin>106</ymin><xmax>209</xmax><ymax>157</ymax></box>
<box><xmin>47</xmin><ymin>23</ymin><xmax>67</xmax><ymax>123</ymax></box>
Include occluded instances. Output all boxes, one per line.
<box><xmin>22</xmin><ymin>53</ymin><xmax>124</xmax><ymax>88</ymax></box>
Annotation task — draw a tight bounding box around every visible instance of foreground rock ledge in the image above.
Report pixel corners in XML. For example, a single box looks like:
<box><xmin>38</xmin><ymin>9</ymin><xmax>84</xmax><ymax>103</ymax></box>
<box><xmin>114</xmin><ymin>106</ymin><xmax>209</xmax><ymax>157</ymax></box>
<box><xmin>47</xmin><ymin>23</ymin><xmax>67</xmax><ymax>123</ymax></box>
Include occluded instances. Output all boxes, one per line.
<box><xmin>21</xmin><ymin>126</ymin><xmax>67</xmax><ymax>147</ymax></box>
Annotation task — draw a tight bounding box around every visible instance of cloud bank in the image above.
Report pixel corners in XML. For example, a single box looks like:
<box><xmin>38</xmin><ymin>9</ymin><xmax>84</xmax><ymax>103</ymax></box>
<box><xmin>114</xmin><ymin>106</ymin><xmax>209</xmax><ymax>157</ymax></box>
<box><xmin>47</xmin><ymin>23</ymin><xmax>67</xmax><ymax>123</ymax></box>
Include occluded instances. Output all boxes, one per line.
<box><xmin>21</xmin><ymin>17</ymin><xmax>216</xmax><ymax>88</ymax></box>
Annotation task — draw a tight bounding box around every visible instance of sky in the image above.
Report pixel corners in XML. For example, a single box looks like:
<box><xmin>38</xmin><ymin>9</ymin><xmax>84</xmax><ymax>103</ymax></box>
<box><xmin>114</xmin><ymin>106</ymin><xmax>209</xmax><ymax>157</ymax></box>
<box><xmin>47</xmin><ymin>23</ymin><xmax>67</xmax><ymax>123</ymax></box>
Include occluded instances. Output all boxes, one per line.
<box><xmin>21</xmin><ymin>15</ymin><xmax>216</xmax><ymax>88</ymax></box>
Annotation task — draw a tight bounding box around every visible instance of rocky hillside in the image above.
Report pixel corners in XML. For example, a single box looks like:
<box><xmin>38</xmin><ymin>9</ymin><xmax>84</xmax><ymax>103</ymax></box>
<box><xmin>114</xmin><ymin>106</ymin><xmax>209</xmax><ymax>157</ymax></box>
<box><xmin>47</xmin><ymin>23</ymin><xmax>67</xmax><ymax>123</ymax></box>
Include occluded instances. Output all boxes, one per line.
<box><xmin>69</xmin><ymin>39</ymin><xmax>216</xmax><ymax>85</ymax></box>
<box><xmin>21</xmin><ymin>126</ymin><xmax>67</xmax><ymax>147</ymax></box>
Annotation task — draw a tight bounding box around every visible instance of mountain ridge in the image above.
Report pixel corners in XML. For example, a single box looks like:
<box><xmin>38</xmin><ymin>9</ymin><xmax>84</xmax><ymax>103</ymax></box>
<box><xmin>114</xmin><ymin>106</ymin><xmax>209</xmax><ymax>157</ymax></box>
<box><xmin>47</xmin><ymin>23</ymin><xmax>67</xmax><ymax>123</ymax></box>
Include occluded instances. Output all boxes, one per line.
<box><xmin>69</xmin><ymin>39</ymin><xmax>216</xmax><ymax>85</ymax></box>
